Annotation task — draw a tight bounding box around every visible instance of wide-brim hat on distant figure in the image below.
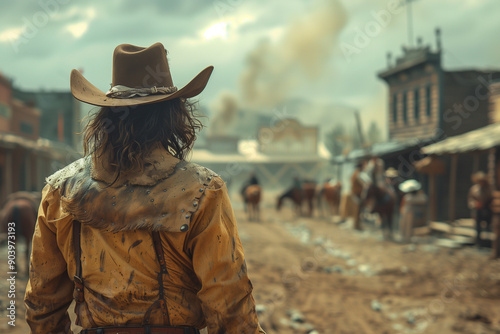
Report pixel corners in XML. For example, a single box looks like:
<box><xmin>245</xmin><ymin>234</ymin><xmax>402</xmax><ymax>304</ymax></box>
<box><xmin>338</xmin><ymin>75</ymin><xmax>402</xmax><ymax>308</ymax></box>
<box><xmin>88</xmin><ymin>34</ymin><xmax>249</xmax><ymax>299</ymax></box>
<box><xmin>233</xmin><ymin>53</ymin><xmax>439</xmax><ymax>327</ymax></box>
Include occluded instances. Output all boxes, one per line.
<box><xmin>70</xmin><ymin>42</ymin><xmax>214</xmax><ymax>107</ymax></box>
<box><xmin>384</xmin><ymin>167</ymin><xmax>398</xmax><ymax>178</ymax></box>
<box><xmin>471</xmin><ymin>171</ymin><xmax>488</xmax><ymax>183</ymax></box>
<box><xmin>399</xmin><ymin>179</ymin><xmax>421</xmax><ymax>193</ymax></box>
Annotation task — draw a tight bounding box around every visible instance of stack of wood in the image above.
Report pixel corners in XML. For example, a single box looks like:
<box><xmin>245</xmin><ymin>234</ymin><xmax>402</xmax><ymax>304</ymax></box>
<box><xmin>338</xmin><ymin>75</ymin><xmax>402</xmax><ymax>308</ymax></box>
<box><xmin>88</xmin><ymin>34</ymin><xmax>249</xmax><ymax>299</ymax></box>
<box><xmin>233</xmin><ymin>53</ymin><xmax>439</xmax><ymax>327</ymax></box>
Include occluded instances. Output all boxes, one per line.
<box><xmin>426</xmin><ymin>219</ymin><xmax>495</xmax><ymax>248</ymax></box>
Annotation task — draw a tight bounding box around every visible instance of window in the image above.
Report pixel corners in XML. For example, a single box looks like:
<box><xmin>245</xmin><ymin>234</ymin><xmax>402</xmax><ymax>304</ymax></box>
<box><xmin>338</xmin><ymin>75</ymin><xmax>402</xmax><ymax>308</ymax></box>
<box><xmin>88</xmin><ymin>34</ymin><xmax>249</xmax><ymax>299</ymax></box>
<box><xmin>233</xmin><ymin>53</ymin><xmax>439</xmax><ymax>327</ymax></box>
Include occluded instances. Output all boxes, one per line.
<box><xmin>392</xmin><ymin>94</ymin><xmax>398</xmax><ymax>123</ymax></box>
<box><xmin>402</xmin><ymin>91</ymin><xmax>408</xmax><ymax>123</ymax></box>
<box><xmin>414</xmin><ymin>88</ymin><xmax>420</xmax><ymax>122</ymax></box>
<box><xmin>426</xmin><ymin>85</ymin><xmax>432</xmax><ymax>117</ymax></box>
<box><xmin>20</xmin><ymin>121</ymin><xmax>34</xmax><ymax>135</ymax></box>
<box><xmin>0</xmin><ymin>103</ymin><xmax>11</xmax><ymax>119</ymax></box>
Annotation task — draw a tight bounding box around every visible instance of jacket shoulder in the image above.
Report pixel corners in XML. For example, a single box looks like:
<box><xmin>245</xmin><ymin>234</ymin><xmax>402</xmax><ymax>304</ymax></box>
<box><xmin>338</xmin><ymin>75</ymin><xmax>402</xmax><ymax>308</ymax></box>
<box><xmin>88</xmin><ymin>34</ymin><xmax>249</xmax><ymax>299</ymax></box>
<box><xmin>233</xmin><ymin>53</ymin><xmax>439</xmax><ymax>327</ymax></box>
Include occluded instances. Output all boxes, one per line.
<box><xmin>180</xmin><ymin>161</ymin><xmax>221</xmax><ymax>188</ymax></box>
<box><xmin>46</xmin><ymin>157</ymin><xmax>89</xmax><ymax>189</ymax></box>
<box><xmin>48</xmin><ymin>158</ymin><xmax>222</xmax><ymax>234</ymax></box>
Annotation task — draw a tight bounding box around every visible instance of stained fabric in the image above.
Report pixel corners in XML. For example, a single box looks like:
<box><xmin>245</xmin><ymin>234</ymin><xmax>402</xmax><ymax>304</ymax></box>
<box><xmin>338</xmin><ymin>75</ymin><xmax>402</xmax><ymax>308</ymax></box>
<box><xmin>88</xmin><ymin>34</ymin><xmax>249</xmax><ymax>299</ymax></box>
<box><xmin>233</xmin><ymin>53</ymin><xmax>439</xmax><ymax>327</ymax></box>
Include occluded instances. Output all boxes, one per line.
<box><xmin>24</xmin><ymin>148</ymin><xmax>265</xmax><ymax>334</ymax></box>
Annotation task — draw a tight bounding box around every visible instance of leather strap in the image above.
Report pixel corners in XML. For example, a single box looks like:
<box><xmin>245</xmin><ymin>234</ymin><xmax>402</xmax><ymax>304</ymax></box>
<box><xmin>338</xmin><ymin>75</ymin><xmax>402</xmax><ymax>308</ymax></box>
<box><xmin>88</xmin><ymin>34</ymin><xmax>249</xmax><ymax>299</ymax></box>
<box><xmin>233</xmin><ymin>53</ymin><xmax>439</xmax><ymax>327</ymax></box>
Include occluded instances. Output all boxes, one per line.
<box><xmin>73</xmin><ymin>221</ymin><xmax>98</xmax><ymax>328</ymax></box>
<box><xmin>143</xmin><ymin>231</ymin><xmax>170</xmax><ymax>325</ymax></box>
<box><xmin>152</xmin><ymin>232</ymin><xmax>169</xmax><ymax>290</ymax></box>
<box><xmin>73</xmin><ymin>221</ymin><xmax>83</xmax><ymax>299</ymax></box>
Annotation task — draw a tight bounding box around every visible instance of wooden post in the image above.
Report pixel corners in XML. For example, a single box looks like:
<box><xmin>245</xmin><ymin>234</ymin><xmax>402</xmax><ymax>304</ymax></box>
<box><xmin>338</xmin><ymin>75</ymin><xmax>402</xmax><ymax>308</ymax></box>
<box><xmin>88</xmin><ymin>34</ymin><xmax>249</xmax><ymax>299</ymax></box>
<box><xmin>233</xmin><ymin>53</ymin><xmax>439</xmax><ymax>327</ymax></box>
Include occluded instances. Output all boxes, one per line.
<box><xmin>25</xmin><ymin>151</ymin><xmax>32</xmax><ymax>191</ymax></box>
<box><xmin>449</xmin><ymin>154</ymin><xmax>458</xmax><ymax>223</ymax></box>
<box><xmin>36</xmin><ymin>154</ymin><xmax>45</xmax><ymax>191</ymax></box>
<box><xmin>3</xmin><ymin>149</ymin><xmax>13</xmax><ymax>203</ymax></box>
<box><xmin>429</xmin><ymin>173</ymin><xmax>437</xmax><ymax>221</ymax></box>
<box><xmin>472</xmin><ymin>152</ymin><xmax>479</xmax><ymax>173</ymax></box>
<box><xmin>488</xmin><ymin>148</ymin><xmax>496</xmax><ymax>188</ymax></box>
<box><xmin>490</xmin><ymin>147</ymin><xmax>500</xmax><ymax>259</ymax></box>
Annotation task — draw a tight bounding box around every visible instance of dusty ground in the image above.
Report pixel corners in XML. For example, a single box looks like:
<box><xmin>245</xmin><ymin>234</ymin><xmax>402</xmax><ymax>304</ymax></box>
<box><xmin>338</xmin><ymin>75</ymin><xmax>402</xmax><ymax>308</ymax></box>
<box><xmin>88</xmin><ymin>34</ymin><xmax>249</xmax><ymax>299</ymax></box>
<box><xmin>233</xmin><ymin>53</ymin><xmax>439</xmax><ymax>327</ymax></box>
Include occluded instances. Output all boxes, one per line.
<box><xmin>1</xmin><ymin>201</ymin><xmax>500</xmax><ymax>334</ymax></box>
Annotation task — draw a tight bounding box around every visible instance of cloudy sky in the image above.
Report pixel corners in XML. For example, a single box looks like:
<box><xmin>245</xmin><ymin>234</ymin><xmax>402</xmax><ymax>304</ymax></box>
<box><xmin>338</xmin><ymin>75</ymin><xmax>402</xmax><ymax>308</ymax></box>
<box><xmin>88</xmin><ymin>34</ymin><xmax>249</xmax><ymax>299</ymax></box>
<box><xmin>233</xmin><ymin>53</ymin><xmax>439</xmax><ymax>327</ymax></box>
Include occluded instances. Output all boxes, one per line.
<box><xmin>1</xmin><ymin>0</ymin><xmax>499</xmax><ymax>138</ymax></box>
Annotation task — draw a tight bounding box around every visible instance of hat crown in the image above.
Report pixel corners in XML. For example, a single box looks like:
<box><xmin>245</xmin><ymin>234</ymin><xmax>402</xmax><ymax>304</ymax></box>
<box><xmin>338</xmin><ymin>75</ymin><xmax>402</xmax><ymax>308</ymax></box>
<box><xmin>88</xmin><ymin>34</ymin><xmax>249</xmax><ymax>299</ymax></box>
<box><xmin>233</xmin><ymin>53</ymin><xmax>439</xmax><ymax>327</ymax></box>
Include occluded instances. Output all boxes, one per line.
<box><xmin>70</xmin><ymin>42</ymin><xmax>214</xmax><ymax>107</ymax></box>
<box><xmin>111</xmin><ymin>43</ymin><xmax>174</xmax><ymax>88</ymax></box>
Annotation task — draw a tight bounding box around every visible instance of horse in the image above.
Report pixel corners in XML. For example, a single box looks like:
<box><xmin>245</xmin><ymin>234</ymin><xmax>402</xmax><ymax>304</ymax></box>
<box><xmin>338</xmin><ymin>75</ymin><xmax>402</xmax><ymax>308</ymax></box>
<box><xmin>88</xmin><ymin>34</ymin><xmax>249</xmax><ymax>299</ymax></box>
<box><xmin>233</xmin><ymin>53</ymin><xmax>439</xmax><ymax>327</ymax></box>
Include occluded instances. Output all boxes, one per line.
<box><xmin>0</xmin><ymin>191</ymin><xmax>41</xmax><ymax>275</ymax></box>
<box><xmin>317</xmin><ymin>180</ymin><xmax>342</xmax><ymax>217</ymax></box>
<box><xmin>276</xmin><ymin>181</ymin><xmax>316</xmax><ymax>217</ymax></box>
<box><xmin>363</xmin><ymin>182</ymin><xmax>397</xmax><ymax>240</ymax></box>
<box><xmin>277</xmin><ymin>186</ymin><xmax>302</xmax><ymax>215</ymax></box>
<box><xmin>301</xmin><ymin>181</ymin><xmax>316</xmax><ymax>217</ymax></box>
<box><xmin>245</xmin><ymin>184</ymin><xmax>261</xmax><ymax>221</ymax></box>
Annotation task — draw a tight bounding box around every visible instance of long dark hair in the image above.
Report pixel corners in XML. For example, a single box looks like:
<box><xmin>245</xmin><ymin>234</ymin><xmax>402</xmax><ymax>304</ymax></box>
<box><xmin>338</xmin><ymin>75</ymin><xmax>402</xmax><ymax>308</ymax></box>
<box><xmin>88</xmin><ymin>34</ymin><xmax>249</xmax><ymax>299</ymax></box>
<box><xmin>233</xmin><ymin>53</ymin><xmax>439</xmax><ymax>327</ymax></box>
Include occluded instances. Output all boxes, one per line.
<box><xmin>83</xmin><ymin>98</ymin><xmax>202</xmax><ymax>178</ymax></box>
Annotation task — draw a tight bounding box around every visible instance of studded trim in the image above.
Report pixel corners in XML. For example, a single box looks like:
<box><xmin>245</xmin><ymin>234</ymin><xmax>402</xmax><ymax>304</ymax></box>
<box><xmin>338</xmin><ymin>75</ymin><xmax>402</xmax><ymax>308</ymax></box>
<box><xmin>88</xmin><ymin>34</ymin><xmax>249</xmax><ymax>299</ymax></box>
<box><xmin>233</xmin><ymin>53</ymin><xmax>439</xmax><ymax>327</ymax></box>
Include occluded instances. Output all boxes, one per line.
<box><xmin>46</xmin><ymin>157</ymin><xmax>219</xmax><ymax>233</ymax></box>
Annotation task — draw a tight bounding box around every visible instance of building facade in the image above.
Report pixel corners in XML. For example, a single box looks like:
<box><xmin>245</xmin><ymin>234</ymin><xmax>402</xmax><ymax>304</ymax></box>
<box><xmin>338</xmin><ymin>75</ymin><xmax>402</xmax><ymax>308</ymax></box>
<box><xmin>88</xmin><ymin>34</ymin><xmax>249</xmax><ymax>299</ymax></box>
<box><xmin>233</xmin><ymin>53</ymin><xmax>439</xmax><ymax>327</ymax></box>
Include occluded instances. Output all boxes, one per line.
<box><xmin>378</xmin><ymin>33</ymin><xmax>500</xmax><ymax>142</ymax></box>
<box><xmin>13</xmin><ymin>88</ymin><xmax>82</xmax><ymax>149</ymax></box>
<box><xmin>0</xmin><ymin>73</ymin><xmax>80</xmax><ymax>204</ymax></box>
<box><xmin>377</xmin><ymin>31</ymin><xmax>500</xmax><ymax>221</ymax></box>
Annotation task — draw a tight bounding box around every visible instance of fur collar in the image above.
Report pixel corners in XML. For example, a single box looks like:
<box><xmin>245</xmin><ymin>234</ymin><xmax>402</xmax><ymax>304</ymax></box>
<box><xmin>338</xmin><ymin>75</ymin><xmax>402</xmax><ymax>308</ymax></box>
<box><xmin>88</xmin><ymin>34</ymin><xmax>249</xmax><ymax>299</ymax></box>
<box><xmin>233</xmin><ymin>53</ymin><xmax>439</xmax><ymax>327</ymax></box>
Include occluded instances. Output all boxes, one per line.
<box><xmin>90</xmin><ymin>147</ymin><xmax>180</xmax><ymax>187</ymax></box>
<box><xmin>46</xmin><ymin>151</ymin><xmax>217</xmax><ymax>233</ymax></box>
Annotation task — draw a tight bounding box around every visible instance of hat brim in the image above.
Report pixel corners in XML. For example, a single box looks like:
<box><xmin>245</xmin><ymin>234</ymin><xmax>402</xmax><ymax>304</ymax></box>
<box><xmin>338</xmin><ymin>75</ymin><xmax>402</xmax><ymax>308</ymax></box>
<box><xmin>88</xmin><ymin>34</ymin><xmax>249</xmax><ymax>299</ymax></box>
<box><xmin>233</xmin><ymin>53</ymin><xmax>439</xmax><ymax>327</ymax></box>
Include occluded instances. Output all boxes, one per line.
<box><xmin>472</xmin><ymin>174</ymin><xmax>488</xmax><ymax>183</ymax></box>
<box><xmin>70</xmin><ymin>66</ymin><xmax>214</xmax><ymax>107</ymax></box>
<box><xmin>385</xmin><ymin>171</ymin><xmax>398</xmax><ymax>178</ymax></box>
<box><xmin>399</xmin><ymin>181</ymin><xmax>421</xmax><ymax>193</ymax></box>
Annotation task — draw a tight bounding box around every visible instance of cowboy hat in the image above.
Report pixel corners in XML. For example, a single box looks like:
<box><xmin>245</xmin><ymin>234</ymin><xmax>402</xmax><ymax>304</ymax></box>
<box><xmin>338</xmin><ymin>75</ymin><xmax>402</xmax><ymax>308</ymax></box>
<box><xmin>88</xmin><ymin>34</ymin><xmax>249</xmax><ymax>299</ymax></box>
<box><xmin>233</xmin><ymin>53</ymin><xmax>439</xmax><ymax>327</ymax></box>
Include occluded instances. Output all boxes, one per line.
<box><xmin>70</xmin><ymin>42</ymin><xmax>214</xmax><ymax>107</ymax></box>
<box><xmin>471</xmin><ymin>171</ymin><xmax>489</xmax><ymax>183</ymax></box>
<box><xmin>399</xmin><ymin>179</ymin><xmax>421</xmax><ymax>193</ymax></box>
<box><xmin>384</xmin><ymin>167</ymin><xmax>398</xmax><ymax>178</ymax></box>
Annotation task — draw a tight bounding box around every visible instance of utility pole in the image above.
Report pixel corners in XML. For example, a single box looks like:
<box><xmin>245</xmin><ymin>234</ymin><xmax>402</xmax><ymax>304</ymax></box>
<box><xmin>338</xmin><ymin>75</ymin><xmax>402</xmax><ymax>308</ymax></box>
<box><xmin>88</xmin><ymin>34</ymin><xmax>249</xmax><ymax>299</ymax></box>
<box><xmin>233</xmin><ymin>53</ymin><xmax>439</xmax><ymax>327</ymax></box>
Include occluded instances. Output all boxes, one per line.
<box><xmin>402</xmin><ymin>0</ymin><xmax>419</xmax><ymax>47</ymax></box>
<box><xmin>354</xmin><ymin>110</ymin><xmax>365</xmax><ymax>148</ymax></box>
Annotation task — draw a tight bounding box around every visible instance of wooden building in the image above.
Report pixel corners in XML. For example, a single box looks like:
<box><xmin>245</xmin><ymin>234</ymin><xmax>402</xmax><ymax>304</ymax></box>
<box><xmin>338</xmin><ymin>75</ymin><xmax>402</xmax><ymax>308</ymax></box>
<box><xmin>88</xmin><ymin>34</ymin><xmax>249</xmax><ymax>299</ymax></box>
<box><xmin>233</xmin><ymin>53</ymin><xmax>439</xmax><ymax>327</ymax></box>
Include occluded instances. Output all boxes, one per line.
<box><xmin>13</xmin><ymin>87</ymin><xmax>82</xmax><ymax>150</ymax></box>
<box><xmin>418</xmin><ymin>80</ymin><xmax>500</xmax><ymax>256</ymax></box>
<box><xmin>421</xmin><ymin>80</ymin><xmax>500</xmax><ymax>214</ymax></box>
<box><xmin>375</xmin><ymin>29</ymin><xmax>500</xmax><ymax>220</ymax></box>
<box><xmin>191</xmin><ymin>119</ymin><xmax>331</xmax><ymax>198</ymax></box>
<box><xmin>0</xmin><ymin>73</ymin><xmax>80</xmax><ymax>204</ymax></box>
<box><xmin>378</xmin><ymin>29</ymin><xmax>500</xmax><ymax>142</ymax></box>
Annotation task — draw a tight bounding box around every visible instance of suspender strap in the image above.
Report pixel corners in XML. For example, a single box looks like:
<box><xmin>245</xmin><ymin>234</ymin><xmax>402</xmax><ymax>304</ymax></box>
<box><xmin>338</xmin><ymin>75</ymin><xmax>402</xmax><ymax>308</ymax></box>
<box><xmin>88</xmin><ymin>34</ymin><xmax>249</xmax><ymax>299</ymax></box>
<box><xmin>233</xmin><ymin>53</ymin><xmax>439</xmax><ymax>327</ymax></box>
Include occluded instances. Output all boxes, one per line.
<box><xmin>72</xmin><ymin>221</ymin><xmax>98</xmax><ymax>328</ymax></box>
<box><xmin>73</xmin><ymin>221</ymin><xmax>84</xmax><ymax>303</ymax></box>
<box><xmin>143</xmin><ymin>231</ymin><xmax>170</xmax><ymax>325</ymax></box>
<box><xmin>152</xmin><ymin>231</ymin><xmax>168</xmax><ymax>300</ymax></box>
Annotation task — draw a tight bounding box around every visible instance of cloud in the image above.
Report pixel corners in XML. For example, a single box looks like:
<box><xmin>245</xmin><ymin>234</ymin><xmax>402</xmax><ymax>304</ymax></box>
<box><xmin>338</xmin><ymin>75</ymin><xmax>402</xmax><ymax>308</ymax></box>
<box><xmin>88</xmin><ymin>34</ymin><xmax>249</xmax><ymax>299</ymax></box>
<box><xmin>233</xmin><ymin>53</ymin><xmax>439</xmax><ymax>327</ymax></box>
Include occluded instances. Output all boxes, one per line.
<box><xmin>0</xmin><ymin>27</ymin><xmax>23</xmax><ymax>42</ymax></box>
<box><xmin>65</xmin><ymin>21</ymin><xmax>89</xmax><ymax>38</ymax></box>
<box><xmin>203</xmin><ymin>22</ymin><xmax>228</xmax><ymax>40</ymax></box>
<box><xmin>0</xmin><ymin>0</ymin><xmax>500</xmax><ymax>142</ymax></box>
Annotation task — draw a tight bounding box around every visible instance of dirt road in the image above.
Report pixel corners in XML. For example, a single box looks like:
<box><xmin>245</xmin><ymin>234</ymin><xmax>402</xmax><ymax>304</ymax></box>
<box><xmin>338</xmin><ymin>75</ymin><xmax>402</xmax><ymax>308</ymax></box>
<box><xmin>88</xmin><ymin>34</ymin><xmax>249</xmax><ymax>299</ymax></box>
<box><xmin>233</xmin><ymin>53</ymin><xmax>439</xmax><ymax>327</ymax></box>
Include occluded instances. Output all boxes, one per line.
<box><xmin>238</xmin><ymin>206</ymin><xmax>500</xmax><ymax>334</ymax></box>
<box><xmin>2</xmin><ymin>205</ymin><xmax>500</xmax><ymax>334</ymax></box>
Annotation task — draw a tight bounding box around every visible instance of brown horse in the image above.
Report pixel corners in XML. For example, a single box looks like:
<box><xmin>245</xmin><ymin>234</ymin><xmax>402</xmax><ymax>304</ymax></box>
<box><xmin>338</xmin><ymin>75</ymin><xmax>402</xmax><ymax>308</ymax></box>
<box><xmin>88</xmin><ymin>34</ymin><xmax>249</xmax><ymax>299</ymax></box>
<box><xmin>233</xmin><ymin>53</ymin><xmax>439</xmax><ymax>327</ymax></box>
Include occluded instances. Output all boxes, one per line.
<box><xmin>363</xmin><ymin>182</ymin><xmax>397</xmax><ymax>240</ymax></box>
<box><xmin>0</xmin><ymin>191</ymin><xmax>41</xmax><ymax>275</ymax></box>
<box><xmin>276</xmin><ymin>181</ymin><xmax>316</xmax><ymax>217</ymax></box>
<box><xmin>318</xmin><ymin>180</ymin><xmax>342</xmax><ymax>217</ymax></box>
<box><xmin>245</xmin><ymin>185</ymin><xmax>261</xmax><ymax>221</ymax></box>
<box><xmin>302</xmin><ymin>182</ymin><xmax>316</xmax><ymax>217</ymax></box>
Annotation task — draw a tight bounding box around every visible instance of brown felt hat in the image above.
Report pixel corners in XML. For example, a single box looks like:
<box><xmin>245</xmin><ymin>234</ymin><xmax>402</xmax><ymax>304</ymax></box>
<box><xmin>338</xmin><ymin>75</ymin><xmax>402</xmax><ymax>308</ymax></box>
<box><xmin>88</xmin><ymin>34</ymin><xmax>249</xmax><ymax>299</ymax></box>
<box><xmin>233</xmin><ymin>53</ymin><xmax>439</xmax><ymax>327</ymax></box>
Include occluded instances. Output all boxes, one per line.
<box><xmin>472</xmin><ymin>171</ymin><xmax>488</xmax><ymax>183</ymax></box>
<box><xmin>70</xmin><ymin>42</ymin><xmax>214</xmax><ymax>107</ymax></box>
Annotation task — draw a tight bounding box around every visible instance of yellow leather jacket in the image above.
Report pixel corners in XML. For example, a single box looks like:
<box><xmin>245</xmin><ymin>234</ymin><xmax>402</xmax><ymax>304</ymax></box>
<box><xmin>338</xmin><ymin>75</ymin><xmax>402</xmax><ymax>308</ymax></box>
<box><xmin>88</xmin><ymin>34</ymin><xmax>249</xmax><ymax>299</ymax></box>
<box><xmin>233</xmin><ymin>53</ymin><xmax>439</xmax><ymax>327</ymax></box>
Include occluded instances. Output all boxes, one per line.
<box><xmin>24</xmin><ymin>148</ymin><xmax>265</xmax><ymax>334</ymax></box>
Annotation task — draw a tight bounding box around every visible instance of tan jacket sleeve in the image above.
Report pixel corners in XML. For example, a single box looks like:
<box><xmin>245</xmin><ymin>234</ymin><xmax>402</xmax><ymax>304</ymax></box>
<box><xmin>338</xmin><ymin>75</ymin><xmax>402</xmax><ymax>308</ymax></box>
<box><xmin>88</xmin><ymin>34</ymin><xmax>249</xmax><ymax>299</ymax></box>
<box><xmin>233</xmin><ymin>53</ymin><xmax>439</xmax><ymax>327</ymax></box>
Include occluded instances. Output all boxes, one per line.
<box><xmin>187</xmin><ymin>178</ymin><xmax>265</xmax><ymax>334</ymax></box>
<box><xmin>24</xmin><ymin>185</ymin><xmax>75</xmax><ymax>334</ymax></box>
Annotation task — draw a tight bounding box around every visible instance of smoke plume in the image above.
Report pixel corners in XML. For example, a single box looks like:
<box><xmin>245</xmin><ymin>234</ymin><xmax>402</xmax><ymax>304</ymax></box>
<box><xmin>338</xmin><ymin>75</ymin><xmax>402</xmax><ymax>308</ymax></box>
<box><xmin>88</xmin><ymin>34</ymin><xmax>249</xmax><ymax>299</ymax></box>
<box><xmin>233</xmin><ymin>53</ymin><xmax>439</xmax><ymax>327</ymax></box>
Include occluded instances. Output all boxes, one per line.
<box><xmin>240</xmin><ymin>0</ymin><xmax>347</xmax><ymax>108</ymax></box>
<box><xmin>209</xmin><ymin>0</ymin><xmax>347</xmax><ymax>135</ymax></box>
<box><xmin>208</xmin><ymin>91</ymin><xmax>238</xmax><ymax>137</ymax></box>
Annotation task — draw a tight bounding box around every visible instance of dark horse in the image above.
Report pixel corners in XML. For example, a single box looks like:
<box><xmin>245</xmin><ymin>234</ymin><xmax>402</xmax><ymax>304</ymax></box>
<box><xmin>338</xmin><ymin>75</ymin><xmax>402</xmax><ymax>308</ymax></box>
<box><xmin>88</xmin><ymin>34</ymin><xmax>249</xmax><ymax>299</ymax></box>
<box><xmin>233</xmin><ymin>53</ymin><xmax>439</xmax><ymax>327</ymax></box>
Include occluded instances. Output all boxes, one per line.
<box><xmin>276</xmin><ymin>181</ymin><xmax>316</xmax><ymax>217</ymax></box>
<box><xmin>363</xmin><ymin>182</ymin><xmax>397</xmax><ymax>240</ymax></box>
<box><xmin>0</xmin><ymin>191</ymin><xmax>41</xmax><ymax>275</ymax></box>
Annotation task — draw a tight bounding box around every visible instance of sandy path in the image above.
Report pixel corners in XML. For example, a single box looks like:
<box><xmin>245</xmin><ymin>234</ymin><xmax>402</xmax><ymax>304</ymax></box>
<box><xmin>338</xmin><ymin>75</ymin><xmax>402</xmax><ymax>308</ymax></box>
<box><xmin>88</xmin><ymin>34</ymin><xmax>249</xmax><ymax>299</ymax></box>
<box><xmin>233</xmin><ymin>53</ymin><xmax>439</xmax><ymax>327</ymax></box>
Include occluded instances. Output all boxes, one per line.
<box><xmin>2</xmin><ymin>204</ymin><xmax>500</xmax><ymax>334</ymax></box>
<box><xmin>237</xmin><ymin>205</ymin><xmax>500</xmax><ymax>334</ymax></box>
